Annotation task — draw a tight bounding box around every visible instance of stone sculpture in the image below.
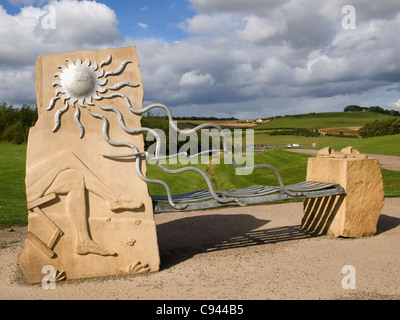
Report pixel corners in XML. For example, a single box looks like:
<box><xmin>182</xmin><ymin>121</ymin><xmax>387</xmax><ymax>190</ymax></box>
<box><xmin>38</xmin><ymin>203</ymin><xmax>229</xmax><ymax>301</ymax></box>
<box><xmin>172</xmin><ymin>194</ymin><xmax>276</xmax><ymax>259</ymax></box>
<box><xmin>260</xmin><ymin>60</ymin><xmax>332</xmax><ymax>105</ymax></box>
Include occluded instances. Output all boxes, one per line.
<box><xmin>19</xmin><ymin>46</ymin><xmax>160</xmax><ymax>284</ymax></box>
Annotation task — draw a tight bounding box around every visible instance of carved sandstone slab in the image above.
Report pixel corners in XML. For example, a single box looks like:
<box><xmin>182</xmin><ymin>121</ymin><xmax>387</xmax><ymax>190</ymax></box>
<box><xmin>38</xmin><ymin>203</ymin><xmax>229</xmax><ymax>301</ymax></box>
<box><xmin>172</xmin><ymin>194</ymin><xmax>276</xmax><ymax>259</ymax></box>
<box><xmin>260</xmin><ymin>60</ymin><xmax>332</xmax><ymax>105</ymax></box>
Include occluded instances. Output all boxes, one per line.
<box><xmin>19</xmin><ymin>46</ymin><xmax>160</xmax><ymax>284</ymax></box>
<box><xmin>302</xmin><ymin>152</ymin><xmax>384</xmax><ymax>238</ymax></box>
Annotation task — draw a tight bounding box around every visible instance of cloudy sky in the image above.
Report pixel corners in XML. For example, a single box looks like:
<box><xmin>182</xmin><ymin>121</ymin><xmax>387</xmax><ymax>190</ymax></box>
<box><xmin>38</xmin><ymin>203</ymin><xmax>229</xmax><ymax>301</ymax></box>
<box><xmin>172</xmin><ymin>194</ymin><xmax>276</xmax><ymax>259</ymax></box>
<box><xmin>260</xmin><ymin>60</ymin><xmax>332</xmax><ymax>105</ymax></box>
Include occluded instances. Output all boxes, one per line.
<box><xmin>1</xmin><ymin>0</ymin><xmax>400</xmax><ymax>118</ymax></box>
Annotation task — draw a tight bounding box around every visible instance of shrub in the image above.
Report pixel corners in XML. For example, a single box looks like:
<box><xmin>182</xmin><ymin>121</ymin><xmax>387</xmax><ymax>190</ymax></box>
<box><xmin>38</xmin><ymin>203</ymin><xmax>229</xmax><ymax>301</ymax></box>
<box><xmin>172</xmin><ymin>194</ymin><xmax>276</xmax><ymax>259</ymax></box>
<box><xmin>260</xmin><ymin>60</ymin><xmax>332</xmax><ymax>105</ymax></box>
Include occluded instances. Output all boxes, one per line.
<box><xmin>269</xmin><ymin>128</ymin><xmax>320</xmax><ymax>137</ymax></box>
<box><xmin>359</xmin><ymin>118</ymin><xmax>400</xmax><ymax>138</ymax></box>
<box><xmin>0</xmin><ymin>102</ymin><xmax>37</xmax><ymax>144</ymax></box>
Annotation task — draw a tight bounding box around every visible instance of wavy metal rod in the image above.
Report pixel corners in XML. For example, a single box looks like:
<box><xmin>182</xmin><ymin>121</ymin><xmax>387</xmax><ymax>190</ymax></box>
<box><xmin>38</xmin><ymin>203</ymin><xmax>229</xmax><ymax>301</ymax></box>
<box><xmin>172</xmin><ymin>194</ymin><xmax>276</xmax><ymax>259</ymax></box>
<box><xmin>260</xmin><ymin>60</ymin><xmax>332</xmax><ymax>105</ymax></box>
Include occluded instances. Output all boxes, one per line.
<box><xmin>86</xmin><ymin>107</ymin><xmax>187</xmax><ymax>210</ymax></box>
<box><xmin>98</xmin><ymin>105</ymin><xmax>241</xmax><ymax>206</ymax></box>
<box><xmin>142</xmin><ymin>104</ymin><xmax>300</xmax><ymax>197</ymax></box>
<box><xmin>99</xmin><ymin>95</ymin><xmax>299</xmax><ymax>198</ymax></box>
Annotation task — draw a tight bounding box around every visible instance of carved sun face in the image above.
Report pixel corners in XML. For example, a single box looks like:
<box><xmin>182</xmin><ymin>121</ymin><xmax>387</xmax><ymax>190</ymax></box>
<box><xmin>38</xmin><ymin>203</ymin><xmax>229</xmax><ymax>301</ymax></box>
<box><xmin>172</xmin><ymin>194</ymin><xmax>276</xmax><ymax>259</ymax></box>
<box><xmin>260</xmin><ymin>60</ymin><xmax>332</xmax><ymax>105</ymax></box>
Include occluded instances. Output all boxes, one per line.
<box><xmin>47</xmin><ymin>54</ymin><xmax>138</xmax><ymax>139</ymax></box>
<box><xmin>53</xmin><ymin>57</ymin><xmax>107</xmax><ymax>107</ymax></box>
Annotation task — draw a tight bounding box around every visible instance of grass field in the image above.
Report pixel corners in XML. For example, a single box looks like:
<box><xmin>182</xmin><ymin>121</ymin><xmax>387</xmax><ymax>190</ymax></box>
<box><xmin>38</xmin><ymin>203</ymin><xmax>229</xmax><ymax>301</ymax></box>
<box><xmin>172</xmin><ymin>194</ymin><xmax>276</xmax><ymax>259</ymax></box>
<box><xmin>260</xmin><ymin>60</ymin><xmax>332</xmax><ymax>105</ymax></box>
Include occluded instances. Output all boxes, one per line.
<box><xmin>146</xmin><ymin>149</ymin><xmax>310</xmax><ymax>195</ymax></box>
<box><xmin>256</xmin><ymin>112</ymin><xmax>394</xmax><ymax>130</ymax></box>
<box><xmin>1</xmin><ymin>141</ymin><xmax>399</xmax><ymax>228</ymax></box>
<box><xmin>249</xmin><ymin>111</ymin><xmax>400</xmax><ymax>156</ymax></box>
<box><xmin>0</xmin><ymin>144</ymin><xmax>27</xmax><ymax>228</ymax></box>
<box><xmin>252</xmin><ymin>132</ymin><xmax>400</xmax><ymax>156</ymax></box>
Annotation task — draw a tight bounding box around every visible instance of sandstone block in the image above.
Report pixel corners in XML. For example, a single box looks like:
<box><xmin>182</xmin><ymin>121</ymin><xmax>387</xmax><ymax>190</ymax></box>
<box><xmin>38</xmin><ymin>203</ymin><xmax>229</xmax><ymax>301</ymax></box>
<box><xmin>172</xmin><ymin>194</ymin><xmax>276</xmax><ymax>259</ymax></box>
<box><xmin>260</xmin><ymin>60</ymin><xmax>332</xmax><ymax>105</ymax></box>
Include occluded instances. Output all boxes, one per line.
<box><xmin>302</xmin><ymin>155</ymin><xmax>384</xmax><ymax>238</ymax></box>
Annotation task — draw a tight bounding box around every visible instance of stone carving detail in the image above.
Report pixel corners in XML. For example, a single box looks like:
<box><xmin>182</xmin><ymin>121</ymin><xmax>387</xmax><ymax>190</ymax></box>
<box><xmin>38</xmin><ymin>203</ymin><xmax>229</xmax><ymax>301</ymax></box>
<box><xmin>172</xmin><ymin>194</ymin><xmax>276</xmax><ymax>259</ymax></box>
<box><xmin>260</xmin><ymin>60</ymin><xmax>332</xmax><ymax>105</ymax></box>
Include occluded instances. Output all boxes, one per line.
<box><xmin>123</xmin><ymin>261</ymin><xmax>150</xmax><ymax>274</ymax></box>
<box><xmin>54</xmin><ymin>269</ymin><xmax>67</xmax><ymax>282</ymax></box>
<box><xmin>317</xmin><ymin>146</ymin><xmax>368</xmax><ymax>159</ymax></box>
<box><xmin>125</xmin><ymin>237</ymin><xmax>136</xmax><ymax>246</ymax></box>
<box><xmin>26</xmin><ymin>151</ymin><xmax>143</xmax><ymax>257</ymax></box>
<box><xmin>48</xmin><ymin>55</ymin><xmax>139</xmax><ymax>138</ymax></box>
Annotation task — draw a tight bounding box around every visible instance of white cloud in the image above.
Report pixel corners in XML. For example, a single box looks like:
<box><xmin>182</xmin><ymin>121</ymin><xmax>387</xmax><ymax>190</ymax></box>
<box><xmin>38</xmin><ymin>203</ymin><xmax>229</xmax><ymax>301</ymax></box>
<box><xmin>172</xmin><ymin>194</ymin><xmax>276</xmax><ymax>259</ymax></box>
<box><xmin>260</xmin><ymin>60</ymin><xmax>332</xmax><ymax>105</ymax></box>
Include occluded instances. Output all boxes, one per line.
<box><xmin>189</xmin><ymin>0</ymin><xmax>286</xmax><ymax>14</ymax></box>
<box><xmin>39</xmin><ymin>0</ymin><xmax>123</xmax><ymax>46</ymax></box>
<box><xmin>0</xmin><ymin>65</ymin><xmax>35</xmax><ymax>104</ymax></box>
<box><xmin>138</xmin><ymin>22</ymin><xmax>149</xmax><ymax>30</ymax></box>
<box><xmin>0</xmin><ymin>0</ymin><xmax>122</xmax><ymax>66</ymax></box>
<box><xmin>389</xmin><ymin>99</ymin><xmax>400</xmax><ymax>109</ymax></box>
<box><xmin>180</xmin><ymin>13</ymin><xmax>237</xmax><ymax>35</ymax></box>
<box><xmin>320</xmin><ymin>0</ymin><xmax>400</xmax><ymax>21</ymax></box>
<box><xmin>237</xmin><ymin>15</ymin><xmax>287</xmax><ymax>43</ymax></box>
<box><xmin>179</xmin><ymin>70</ymin><xmax>215</xmax><ymax>87</ymax></box>
<box><xmin>0</xmin><ymin>0</ymin><xmax>123</xmax><ymax>104</ymax></box>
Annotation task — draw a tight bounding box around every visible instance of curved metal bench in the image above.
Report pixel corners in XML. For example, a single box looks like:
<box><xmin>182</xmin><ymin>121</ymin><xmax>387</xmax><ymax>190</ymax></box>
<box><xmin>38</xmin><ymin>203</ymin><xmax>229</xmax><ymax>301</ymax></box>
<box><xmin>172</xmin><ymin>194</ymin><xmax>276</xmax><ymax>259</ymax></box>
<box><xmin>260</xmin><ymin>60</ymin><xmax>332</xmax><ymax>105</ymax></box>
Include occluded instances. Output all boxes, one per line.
<box><xmin>152</xmin><ymin>181</ymin><xmax>346</xmax><ymax>213</ymax></box>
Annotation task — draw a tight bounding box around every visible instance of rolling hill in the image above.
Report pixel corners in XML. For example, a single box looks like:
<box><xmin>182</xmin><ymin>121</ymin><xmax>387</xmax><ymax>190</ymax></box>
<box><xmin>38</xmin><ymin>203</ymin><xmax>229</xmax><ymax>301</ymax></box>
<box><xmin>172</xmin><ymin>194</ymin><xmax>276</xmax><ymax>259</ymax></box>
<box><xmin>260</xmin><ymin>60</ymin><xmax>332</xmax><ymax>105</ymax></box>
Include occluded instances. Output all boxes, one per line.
<box><xmin>254</xmin><ymin>111</ymin><xmax>394</xmax><ymax>130</ymax></box>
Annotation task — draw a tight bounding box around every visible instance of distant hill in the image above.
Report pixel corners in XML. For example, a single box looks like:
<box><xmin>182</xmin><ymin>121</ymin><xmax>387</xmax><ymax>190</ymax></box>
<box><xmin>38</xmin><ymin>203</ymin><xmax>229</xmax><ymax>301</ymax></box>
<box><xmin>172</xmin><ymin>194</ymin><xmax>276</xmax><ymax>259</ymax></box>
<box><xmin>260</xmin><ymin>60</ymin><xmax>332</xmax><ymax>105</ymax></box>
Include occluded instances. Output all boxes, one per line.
<box><xmin>254</xmin><ymin>112</ymin><xmax>395</xmax><ymax>130</ymax></box>
<box><xmin>174</xmin><ymin>111</ymin><xmax>398</xmax><ymax>138</ymax></box>
<box><xmin>176</xmin><ymin>119</ymin><xmax>257</xmax><ymax>129</ymax></box>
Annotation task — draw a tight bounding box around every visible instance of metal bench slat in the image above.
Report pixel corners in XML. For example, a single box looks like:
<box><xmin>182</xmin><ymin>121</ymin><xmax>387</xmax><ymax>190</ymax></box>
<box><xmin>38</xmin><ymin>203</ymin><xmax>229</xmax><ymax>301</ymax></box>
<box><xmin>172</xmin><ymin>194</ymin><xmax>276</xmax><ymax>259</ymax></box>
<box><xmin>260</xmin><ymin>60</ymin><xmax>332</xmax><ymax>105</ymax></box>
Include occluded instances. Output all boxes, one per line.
<box><xmin>151</xmin><ymin>181</ymin><xmax>346</xmax><ymax>213</ymax></box>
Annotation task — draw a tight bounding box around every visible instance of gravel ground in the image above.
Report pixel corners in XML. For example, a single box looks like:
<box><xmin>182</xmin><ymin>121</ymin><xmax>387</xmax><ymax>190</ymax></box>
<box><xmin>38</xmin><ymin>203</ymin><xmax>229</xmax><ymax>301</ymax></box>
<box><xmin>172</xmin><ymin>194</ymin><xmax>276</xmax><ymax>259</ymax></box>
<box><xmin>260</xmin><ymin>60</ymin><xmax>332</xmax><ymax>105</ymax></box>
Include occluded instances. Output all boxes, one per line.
<box><xmin>1</xmin><ymin>198</ymin><xmax>399</xmax><ymax>300</ymax></box>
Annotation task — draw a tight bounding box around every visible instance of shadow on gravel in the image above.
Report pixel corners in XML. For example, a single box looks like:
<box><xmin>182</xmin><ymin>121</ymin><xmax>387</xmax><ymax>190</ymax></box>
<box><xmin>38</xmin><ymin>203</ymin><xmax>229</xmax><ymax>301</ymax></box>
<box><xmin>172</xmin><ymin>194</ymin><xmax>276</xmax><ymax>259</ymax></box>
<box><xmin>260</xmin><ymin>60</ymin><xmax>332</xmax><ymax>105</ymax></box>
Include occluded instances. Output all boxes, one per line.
<box><xmin>376</xmin><ymin>214</ymin><xmax>400</xmax><ymax>235</ymax></box>
<box><xmin>157</xmin><ymin>214</ymin><xmax>315</xmax><ymax>269</ymax></box>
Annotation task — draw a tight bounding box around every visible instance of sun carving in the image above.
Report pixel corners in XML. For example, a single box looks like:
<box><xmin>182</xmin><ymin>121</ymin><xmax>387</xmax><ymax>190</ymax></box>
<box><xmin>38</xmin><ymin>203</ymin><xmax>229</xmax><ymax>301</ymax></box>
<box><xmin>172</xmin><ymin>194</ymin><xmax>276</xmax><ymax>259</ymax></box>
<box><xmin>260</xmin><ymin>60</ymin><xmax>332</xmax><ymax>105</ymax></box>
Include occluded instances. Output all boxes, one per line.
<box><xmin>53</xmin><ymin>57</ymin><xmax>106</xmax><ymax>106</ymax></box>
<box><xmin>47</xmin><ymin>55</ymin><xmax>139</xmax><ymax>138</ymax></box>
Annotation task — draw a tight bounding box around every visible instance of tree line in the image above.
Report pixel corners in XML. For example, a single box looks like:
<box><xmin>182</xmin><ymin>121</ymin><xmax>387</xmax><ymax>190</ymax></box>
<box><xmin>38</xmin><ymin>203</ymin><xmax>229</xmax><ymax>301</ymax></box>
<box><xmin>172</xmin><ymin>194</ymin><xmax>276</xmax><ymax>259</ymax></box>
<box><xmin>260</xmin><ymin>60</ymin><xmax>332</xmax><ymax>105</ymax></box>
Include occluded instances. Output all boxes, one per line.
<box><xmin>359</xmin><ymin>118</ymin><xmax>400</xmax><ymax>138</ymax></box>
<box><xmin>173</xmin><ymin>116</ymin><xmax>237</xmax><ymax>121</ymax></box>
<box><xmin>0</xmin><ymin>102</ymin><xmax>195</xmax><ymax>148</ymax></box>
<box><xmin>0</xmin><ymin>102</ymin><xmax>38</xmax><ymax>144</ymax></box>
<box><xmin>0</xmin><ymin>103</ymin><xmax>176</xmax><ymax>147</ymax></box>
<box><xmin>269</xmin><ymin>128</ymin><xmax>321</xmax><ymax>137</ymax></box>
<box><xmin>2</xmin><ymin>100</ymin><xmax>399</xmax><ymax>144</ymax></box>
<box><xmin>344</xmin><ymin>105</ymin><xmax>400</xmax><ymax>116</ymax></box>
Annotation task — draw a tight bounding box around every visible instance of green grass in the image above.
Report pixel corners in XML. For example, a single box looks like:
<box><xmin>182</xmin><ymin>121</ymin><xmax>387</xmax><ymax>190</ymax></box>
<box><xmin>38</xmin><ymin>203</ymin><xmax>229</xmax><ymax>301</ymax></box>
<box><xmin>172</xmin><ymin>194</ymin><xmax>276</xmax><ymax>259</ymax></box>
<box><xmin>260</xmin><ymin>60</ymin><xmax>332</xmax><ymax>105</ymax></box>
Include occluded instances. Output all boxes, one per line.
<box><xmin>252</xmin><ymin>132</ymin><xmax>400</xmax><ymax>156</ymax></box>
<box><xmin>320</xmin><ymin>134</ymin><xmax>400</xmax><ymax>156</ymax></box>
<box><xmin>146</xmin><ymin>160</ymin><xmax>210</xmax><ymax>195</ymax></box>
<box><xmin>0</xmin><ymin>144</ymin><xmax>28</xmax><ymax>228</ymax></box>
<box><xmin>146</xmin><ymin>150</ymin><xmax>309</xmax><ymax>195</ymax></box>
<box><xmin>257</xmin><ymin>112</ymin><xmax>394</xmax><ymax>130</ymax></box>
<box><xmin>381</xmin><ymin>169</ymin><xmax>400</xmax><ymax>197</ymax></box>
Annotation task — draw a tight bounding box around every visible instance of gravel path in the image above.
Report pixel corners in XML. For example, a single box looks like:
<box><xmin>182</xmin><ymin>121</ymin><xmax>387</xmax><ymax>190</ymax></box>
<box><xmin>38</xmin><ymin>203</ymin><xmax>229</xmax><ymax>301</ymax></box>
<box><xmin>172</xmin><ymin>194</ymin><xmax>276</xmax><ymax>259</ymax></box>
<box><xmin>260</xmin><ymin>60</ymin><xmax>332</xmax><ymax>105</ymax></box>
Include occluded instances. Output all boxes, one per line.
<box><xmin>287</xmin><ymin>149</ymin><xmax>400</xmax><ymax>171</ymax></box>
